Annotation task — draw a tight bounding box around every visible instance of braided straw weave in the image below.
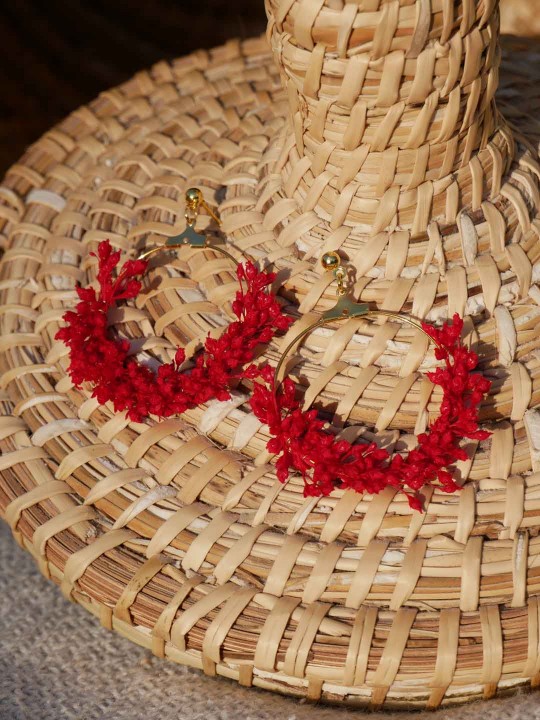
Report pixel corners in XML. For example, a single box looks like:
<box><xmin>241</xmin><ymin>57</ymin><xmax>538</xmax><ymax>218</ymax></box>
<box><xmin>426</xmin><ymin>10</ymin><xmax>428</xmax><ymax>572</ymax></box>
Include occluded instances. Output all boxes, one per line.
<box><xmin>2</xmin><ymin>0</ymin><xmax>540</xmax><ymax>709</ymax></box>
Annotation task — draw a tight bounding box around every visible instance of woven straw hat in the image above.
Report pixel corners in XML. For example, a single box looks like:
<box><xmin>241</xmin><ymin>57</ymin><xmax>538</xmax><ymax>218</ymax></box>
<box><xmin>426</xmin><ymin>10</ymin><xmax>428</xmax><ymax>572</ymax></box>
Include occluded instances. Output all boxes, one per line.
<box><xmin>2</xmin><ymin>0</ymin><xmax>540</xmax><ymax>710</ymax></box>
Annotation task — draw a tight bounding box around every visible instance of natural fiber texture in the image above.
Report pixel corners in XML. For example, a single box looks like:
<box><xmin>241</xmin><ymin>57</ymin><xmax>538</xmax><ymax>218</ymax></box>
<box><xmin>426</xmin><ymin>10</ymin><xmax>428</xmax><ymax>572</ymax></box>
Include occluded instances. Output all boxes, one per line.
<box><xmin>1</xmin><ymin>0</ymin><xmax>540</xmax><ymax>709</ymax></box>
<box><xmin>501</xmin><ymin>0</ymin><xmax>540</xmax><ymax>37</ymax></box>
<box><xmin>4</xmin><ymin>521</ymin><xmax>540</xmax><ymax>720</ymax></box>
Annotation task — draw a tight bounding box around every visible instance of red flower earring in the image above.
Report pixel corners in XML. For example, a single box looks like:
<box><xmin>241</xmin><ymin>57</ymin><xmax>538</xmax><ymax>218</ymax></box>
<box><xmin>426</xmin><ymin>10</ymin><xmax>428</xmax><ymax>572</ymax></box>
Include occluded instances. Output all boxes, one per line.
<box><xmin>56</xmin><ymin>188</ymin><xmax>292</xmax><ymax>422</ymax></box>
<box><xmin>247</xmin><ymin>252</ymin><xmax>491</xmax><ymax>511</ymax></box>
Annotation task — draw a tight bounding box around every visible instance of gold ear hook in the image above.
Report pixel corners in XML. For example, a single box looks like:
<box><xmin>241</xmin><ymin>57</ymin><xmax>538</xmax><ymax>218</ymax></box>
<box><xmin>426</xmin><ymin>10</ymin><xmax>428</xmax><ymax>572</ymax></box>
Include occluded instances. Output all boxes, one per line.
<box><xmin>273</xmin><ymin>252</ymin><xmax>437</xmax><ymax>386</ymax></box>
<box><xmin>184</xmin><ymin>187</ymin><xmax>221</xmax><ymax>228</ymax></box>
<box><xmin>138</xmin><ymin>187</ymin><xmax>239</xmax><ymax>265</ymax></box>
<box><xmin>319</xmin><ymin>252</ymin><xmax>369</xmax><ymax>321</ymax></box>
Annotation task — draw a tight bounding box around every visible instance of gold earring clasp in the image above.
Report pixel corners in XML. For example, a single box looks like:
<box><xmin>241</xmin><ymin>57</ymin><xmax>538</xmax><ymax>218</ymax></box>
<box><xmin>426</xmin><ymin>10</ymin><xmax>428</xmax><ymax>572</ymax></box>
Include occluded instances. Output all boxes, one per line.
<box><xmin>319</xmin><ymin>252</ymin><xmax>369</xmax><ymax>320</ymax></box>
<box><xmin>138</xmin><ymin>187</ymin><xmax>240</xmax><ymax>264</ymax></box>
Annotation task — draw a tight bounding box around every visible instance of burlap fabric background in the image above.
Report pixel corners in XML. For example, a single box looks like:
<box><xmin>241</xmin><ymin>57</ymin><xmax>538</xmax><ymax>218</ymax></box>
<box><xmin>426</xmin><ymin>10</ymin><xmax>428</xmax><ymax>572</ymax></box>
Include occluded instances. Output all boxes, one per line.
<box><xmin>1</xmin><ymin>520</ymin><xmax>538</xmax><ymax>719</ymax></box>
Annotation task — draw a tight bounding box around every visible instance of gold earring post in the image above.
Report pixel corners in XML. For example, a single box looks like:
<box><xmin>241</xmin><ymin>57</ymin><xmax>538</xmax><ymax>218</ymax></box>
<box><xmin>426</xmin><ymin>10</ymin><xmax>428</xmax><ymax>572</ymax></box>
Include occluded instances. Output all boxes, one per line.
<box><xmin>184</xmin><ymin>187</ymin><xmax>221</xmax><ymax>228</ymax></box>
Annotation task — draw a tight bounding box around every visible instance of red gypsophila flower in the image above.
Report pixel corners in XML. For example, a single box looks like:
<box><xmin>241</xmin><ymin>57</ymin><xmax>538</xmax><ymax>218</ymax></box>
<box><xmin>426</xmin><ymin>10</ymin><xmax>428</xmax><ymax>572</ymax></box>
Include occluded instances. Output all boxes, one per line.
<box><xmin>56</xmin><ymin>240</ymin><xmax>293</xmax><ymax>422</ymax></box>
<box><xmin>248</xmin><ymin>314</ymin><xmax>491</xmax><ymax>511</ymax></box>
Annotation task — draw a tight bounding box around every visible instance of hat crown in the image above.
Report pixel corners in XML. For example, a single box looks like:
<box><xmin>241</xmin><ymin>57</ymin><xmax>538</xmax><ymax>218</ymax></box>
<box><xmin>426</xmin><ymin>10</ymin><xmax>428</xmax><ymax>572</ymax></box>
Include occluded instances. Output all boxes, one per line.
<box><xmin>266</xmin><ymin>0</ymin><xmax>512</xmax><ymax>235</ymax></box>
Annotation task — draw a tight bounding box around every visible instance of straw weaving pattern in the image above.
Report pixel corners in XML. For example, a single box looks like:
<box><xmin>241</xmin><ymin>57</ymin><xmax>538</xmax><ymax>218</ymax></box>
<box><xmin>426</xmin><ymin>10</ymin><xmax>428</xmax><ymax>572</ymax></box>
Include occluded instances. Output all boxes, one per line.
<box><xmin>1</xmin><ymin>0</ymin><xmax>540</xmax><ymax>709</ymax></box>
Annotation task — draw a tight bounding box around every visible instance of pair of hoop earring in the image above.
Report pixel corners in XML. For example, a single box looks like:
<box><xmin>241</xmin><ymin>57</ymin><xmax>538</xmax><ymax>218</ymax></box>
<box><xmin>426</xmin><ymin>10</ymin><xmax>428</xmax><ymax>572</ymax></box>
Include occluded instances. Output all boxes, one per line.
<box><xmin>57</xmin><ymin>188</ymin><xmax>491</xmax><ymax>509</ymax></box>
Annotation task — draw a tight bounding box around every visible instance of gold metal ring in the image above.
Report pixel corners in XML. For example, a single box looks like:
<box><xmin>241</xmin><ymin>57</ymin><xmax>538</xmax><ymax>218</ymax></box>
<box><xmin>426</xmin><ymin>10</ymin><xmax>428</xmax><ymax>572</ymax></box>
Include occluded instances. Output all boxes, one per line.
<box><xmin>138</xmin><ymin>239</ymin><xmax>241</xmax><ymax>266</ymax></box>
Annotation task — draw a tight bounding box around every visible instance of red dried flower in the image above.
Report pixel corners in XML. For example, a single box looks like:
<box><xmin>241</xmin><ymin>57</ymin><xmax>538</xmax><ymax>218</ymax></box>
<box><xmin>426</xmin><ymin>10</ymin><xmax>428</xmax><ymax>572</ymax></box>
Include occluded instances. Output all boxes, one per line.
<box><xmin>249</xmin><ymin>313</ymin><xmax>491</xmax><ymax>511</ymax></box>
<box><xmin>56</xmin><ymin>240</ymin><xmax>292</xmax><ymax>422</ymax></box>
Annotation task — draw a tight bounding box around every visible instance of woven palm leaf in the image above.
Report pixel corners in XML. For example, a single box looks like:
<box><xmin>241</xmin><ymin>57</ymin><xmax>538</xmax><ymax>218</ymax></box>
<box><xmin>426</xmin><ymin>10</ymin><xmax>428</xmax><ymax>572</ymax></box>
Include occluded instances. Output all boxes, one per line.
<box><xmin>1</xmin><ymin>0</ymin><xmax>540</xmax><ymax>709</ymax></box>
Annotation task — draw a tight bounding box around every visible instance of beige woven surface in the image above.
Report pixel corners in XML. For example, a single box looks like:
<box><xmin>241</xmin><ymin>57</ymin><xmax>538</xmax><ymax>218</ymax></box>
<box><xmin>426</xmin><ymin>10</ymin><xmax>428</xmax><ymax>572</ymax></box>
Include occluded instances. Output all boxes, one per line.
<box><xmin>501</xmin><ymin>0</ymin><xmax>540</xmax><ymax>37</ymax></box>
<box><xmin>1</xmin><ymin>0</ymin><xmax>540</xmax><ymax>710</ymax></box>
<box><xmin>3</xmin><ymin>520</ymin><xmax>540</xmax><ymax>720</ymax></box>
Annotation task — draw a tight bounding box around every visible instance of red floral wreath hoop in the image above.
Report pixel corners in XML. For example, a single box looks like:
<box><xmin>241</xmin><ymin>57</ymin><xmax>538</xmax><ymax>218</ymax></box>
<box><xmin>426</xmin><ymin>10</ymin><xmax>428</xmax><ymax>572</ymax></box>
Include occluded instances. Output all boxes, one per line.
<box><xmin>247</xmin><ymin>314</ymin><xmax>491</xmax><ymax>511</ymax></box>
<box><xmin>56</xmin><ymin>240</ymin><xmax>292</xmax><ymax>422</ymax></box>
